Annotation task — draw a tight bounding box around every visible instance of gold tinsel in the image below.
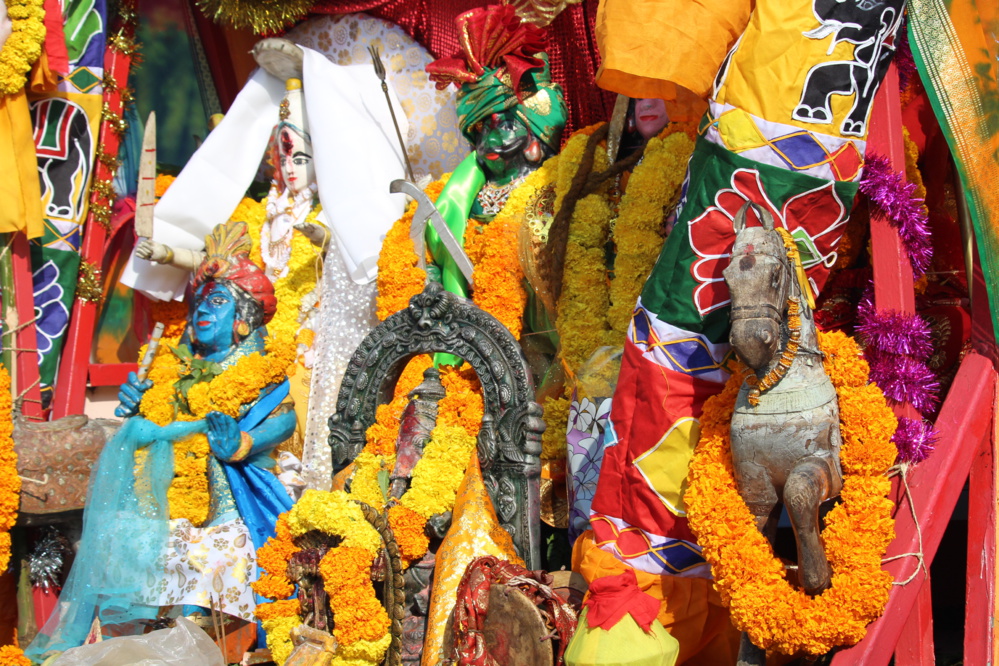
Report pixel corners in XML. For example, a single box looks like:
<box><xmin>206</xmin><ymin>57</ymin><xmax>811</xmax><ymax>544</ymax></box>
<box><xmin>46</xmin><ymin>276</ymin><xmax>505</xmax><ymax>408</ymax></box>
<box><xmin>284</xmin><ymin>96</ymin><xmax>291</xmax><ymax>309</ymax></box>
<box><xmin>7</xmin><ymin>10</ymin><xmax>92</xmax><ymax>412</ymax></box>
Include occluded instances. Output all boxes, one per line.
<box><xmin>75</xmin><ymin>261</ymin><xmax>104</xmax><ymax>304</ymax></box>
<box><xmin>195</xmin><ymin>0</ymin><xmax>313</xmax><ymax>33</ymax></box>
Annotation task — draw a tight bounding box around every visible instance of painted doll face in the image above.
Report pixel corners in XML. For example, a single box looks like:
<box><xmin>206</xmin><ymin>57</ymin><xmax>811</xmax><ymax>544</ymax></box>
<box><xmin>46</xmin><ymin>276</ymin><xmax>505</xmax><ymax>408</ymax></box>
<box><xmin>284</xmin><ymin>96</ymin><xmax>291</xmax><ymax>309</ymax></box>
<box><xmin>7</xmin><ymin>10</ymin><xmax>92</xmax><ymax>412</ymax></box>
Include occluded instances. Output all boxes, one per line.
<box><xmin>475</xmin><ymin>111</ymin><xmax>532</xmax><ymax>183</ymax></box>
<box><xmin>634</xmin><ymin>98</ymin><xmax>669</xmax><ymax>139</ymax></box>
<box><xmin>191</xmin><ymin>282</ymin><xmax>238</xmax><ymax>353</ymax></box>
<box><xmin>278</xmin><ymin>125</ymin><xmax>315</xmax><ymax>196</ymax></box>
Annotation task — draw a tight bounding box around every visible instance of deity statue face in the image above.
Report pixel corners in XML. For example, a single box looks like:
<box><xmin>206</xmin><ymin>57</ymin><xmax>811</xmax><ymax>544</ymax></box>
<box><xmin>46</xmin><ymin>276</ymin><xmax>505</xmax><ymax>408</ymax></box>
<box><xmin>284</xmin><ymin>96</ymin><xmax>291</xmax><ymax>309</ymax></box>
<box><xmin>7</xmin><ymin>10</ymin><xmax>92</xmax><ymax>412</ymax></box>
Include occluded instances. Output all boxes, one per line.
<box><xmin>474</xmin><ymin>111</ymin><xmax>534</xmax><ymax>185</ymax></box>
<box><xmin>277</xmin><ymin>124</ymin><xmax>315</xmax><ymax>197</ymax></box>
<box><xmin>634</xmin><ymin>98</ymin><xmax>669</xmax><ymax>139</ymax></box>
<box><xmin>190</xmin><ymin>282</ymin><xmax>238</xmax><ymax>353</ymax></box>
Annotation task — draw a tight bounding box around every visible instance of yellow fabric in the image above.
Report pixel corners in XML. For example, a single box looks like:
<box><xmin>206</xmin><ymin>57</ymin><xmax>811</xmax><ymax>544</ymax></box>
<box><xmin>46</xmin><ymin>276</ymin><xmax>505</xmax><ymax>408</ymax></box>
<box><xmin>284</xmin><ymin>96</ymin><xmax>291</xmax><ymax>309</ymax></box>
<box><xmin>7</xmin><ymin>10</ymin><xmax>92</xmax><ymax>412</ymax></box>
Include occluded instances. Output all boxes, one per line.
<box><xmin>565</xmin><ymin>607</ymin><xmax>679</xmax><ymax>666</ymax></box>
<box><xmin>594</xmin><ymin>0</ymin><xmax>752</xmax><ymax>120</ymax></box>
<box><xmin>422</xmin><ymin>453</ymin><xmax>522</xmax><ymax>666</ymax></box>
<box><xmin>0</xmin><ymin>88</ymin><xmax>43</xmax><ymax>238</ymax></box>
<box><xmin>289</xmin><ymin>361</ymin><xmax>310</xmax><ymax>436</ymax></box>
<box><xmin>715</xmin><ymin>0</ymin><xmax>881</xmax><ymax>139</ymax></box>
<box><xmin>632</xmin><ymin>417</ymin><xmax>700</xmax><ymax>516</ymax></box>
<box><xmin>573</xmin><ymin>532</ymin><xmax>739</xmax><ymax>666</ymax></box>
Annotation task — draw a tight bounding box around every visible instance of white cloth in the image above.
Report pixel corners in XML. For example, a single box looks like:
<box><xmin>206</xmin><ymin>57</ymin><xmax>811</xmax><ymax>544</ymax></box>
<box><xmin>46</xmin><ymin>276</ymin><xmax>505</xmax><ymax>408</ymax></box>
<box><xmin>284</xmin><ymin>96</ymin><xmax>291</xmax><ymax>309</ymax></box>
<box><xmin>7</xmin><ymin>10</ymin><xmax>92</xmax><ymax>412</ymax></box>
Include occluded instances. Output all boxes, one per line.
<box><xmin>148</xmin><ymin>518</ymin><xmax>257</xmax><ymax>621</ymax></box>
<box><xmin>122</xmin><ymin>46</ymin><xmax>409</xmax><ymax>300</ymax></box>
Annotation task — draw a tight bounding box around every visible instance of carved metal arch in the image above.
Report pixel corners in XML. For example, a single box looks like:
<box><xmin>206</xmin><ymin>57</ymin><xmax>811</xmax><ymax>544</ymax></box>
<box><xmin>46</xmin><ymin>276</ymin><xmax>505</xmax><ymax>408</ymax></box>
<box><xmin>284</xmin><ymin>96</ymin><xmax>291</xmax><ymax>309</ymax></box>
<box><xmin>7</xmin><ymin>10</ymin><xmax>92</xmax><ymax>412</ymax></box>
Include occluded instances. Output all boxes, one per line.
<box><xmin>328</xmin><ymin>281</ymin><xmax>545</xmax><ymax>569</ymax></box>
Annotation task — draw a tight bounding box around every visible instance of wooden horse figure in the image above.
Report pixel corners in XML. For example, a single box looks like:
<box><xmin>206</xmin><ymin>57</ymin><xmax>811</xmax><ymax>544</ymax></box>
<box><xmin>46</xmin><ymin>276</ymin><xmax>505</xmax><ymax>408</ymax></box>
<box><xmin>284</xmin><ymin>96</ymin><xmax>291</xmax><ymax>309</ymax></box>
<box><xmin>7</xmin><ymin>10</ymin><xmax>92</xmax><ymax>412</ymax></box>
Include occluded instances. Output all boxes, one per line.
<box><xmin>723</xmin><ymin>203</ymin><xmax>844</xmax><ymax>664</ymax></box>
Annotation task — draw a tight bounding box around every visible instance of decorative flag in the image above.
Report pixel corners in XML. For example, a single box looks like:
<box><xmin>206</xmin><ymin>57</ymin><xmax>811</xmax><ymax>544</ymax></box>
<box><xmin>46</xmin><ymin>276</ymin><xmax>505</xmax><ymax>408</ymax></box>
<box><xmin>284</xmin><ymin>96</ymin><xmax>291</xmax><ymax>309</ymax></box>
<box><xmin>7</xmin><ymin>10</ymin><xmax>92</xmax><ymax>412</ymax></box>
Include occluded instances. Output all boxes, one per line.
<box><xmin>587</xmin><ymin>0</ymin><xmax>905</xmax><ymax>584</ymax></box>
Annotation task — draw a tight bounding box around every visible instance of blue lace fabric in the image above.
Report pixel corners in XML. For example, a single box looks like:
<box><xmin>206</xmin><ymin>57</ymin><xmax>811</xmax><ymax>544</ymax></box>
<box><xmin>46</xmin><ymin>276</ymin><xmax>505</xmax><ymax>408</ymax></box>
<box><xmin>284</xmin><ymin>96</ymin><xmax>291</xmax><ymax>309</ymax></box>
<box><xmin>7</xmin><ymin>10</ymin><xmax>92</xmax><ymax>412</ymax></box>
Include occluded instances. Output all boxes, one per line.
<box><xmin>26</xmin><ymin>418</ymin><xmax>174</xmax><ymax>659</ymax></box>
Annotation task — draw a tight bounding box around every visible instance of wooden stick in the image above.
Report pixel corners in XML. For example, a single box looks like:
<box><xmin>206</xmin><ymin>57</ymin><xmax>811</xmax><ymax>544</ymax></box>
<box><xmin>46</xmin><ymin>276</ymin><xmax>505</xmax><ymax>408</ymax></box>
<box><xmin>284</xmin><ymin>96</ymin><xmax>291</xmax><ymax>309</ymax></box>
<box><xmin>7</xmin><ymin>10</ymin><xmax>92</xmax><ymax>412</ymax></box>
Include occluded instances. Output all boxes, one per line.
<box><xmin>135</xmin><ymin>321</ymin><xmax>165</xmax><ymax>383</ymax></box>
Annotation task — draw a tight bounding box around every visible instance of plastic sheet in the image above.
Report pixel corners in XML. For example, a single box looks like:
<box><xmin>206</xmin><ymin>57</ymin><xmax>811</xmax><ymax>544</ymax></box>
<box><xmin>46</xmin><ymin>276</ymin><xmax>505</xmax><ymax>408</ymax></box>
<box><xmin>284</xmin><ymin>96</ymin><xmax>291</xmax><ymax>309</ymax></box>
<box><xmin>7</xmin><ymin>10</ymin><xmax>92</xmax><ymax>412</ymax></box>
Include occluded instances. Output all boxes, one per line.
<box><xmin>48</xmin><ymin>618</ymin><xmax>225</xmax><ymax>666</ymax></box>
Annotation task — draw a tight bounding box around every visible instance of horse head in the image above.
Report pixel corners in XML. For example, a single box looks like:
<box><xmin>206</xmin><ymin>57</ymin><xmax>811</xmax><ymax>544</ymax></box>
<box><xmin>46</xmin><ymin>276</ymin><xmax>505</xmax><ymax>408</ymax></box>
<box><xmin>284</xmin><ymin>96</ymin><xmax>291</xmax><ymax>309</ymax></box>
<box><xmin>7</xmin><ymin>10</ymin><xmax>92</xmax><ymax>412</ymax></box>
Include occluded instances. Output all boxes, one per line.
<box><xmin>723</xmin><ymin>203</ymin><xmax>794</xmax><ymax>372</ymax></box>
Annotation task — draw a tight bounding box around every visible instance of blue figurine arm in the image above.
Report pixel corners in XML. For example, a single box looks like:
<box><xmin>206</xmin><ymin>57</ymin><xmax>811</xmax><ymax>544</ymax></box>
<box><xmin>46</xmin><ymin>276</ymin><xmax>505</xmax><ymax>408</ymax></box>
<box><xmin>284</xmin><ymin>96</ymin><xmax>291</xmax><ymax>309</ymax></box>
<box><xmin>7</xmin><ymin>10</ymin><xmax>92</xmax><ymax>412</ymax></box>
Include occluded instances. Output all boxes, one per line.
<box><xmin>206</xmin><ymin>409</ymin><xmax>296</xmax><ymax>463</ymax></box>
<box><xmin>114</xmin><ymin>371</ymin><xmax>153</xmax><ymax>418</ymax></box>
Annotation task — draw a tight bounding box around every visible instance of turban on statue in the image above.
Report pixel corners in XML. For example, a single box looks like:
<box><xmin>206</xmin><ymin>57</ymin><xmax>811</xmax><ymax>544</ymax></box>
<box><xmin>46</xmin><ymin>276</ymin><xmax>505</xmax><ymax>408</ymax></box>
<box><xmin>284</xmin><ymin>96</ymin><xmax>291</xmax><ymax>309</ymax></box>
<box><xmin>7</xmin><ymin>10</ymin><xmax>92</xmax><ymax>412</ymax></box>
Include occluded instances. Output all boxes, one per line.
<box><xmin>192</xmin><ymin>222</ymin><xmax>277</xmax><ymax>325</ymax></box>
<box><xmin>426</xmin><ymin>5</ymin><xmax>568</xmax><ymax>151</ymax></box>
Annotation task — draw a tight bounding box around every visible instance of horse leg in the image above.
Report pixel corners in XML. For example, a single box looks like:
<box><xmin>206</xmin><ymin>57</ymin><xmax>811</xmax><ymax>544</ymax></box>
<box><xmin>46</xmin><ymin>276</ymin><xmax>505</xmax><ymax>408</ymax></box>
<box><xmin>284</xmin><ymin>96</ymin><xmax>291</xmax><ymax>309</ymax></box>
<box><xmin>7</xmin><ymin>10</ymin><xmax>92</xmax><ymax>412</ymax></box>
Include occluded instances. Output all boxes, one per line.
<box><xmin>784</xmin><ymin>456</ymin><xmax>834</xmax><ymax>596</ymax></box>
<box><xmin>733</xmin><ymin>461</ymin><xmax>779</xmax><ymax>666</ymax></box>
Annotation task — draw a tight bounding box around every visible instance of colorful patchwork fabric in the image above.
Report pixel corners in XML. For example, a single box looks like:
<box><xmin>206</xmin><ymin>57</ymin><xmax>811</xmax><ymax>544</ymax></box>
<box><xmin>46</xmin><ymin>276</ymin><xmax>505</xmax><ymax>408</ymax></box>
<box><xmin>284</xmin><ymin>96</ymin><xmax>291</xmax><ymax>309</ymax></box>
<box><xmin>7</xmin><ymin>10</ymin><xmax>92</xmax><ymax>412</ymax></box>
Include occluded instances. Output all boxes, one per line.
<box><xmin>28</xmin><ymin>0</ymin><xmax>107</xmax><ymax>399</ymax></box>
<box><xmin>701</xmin><ymin>102</ymin><xmax>865</xmax><ymax>181</ymax></box>
<box><xmin>591</xmin><ymin>515</ymin><xmax>709</xmax><ymax>578</ymax></box>
<box><xmin>585</xmin><ymin>0</ymin><xmax>906</xmax><ymax>585</ymax></box>
<box><xmin>641</xmin><ymin>137</ymin><xmax>857</xmax><ymax>344</ymax></box>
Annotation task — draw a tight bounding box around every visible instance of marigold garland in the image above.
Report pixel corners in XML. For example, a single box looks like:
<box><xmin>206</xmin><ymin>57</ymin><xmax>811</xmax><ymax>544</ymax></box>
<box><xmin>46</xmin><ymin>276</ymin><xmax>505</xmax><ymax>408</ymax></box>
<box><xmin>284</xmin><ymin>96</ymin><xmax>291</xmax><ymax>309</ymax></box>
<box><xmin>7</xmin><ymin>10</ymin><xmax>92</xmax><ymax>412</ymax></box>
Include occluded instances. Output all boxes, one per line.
<box><xmin>540</xmin><ymin>392</ymin><xmax>571</xmax><ymax>461</ymax></box>
<box><xmin>685</xmin><ymin>330</ymin><xmax>897</xmax><ymax>655</ymax></box>
<box><xmin>377</xmin><ymin>177</ymin><xmax>449</xmax><ymax>320</ymax></box>
<box><xmin>0</xmin><ymin>645</ymin><xmax>30</xmax><ymax>666</ymax></box>
<box><xmin>376</xmin><ymin>170</ymin><xmax>526</xmax><ymax>339</ymax></box>
<box><xmin>0</xmin><ymin>0</ymin><xmax>45</xmax><ymax>96</ymax></box>
<box><xmin>608</xmin><ymin>131</ymin><xmax>694</xmax><ymax>338</ymax></box>
<box><xmin>0</xmin><ymin>366</ymin><xmax>18</xmax><ymax>573</ymax></box>
<box><xmin>253</xmin><ymin>490</ymin><xmax>390</xmax><ymax>666</ymax></box>
<box><xmin>137</xmin><ymin>336</ymin><xmax>297</xmax><ymax>524</ymax></box>
<box><xmin>555</xmin><ymin>123</ymin><xmax>695</xmax><ymax>378</ymax></box>
<box><xmin>241</xmin><ymin>197</ymin><xmax>322</xmax><ymax>350</ymax></box>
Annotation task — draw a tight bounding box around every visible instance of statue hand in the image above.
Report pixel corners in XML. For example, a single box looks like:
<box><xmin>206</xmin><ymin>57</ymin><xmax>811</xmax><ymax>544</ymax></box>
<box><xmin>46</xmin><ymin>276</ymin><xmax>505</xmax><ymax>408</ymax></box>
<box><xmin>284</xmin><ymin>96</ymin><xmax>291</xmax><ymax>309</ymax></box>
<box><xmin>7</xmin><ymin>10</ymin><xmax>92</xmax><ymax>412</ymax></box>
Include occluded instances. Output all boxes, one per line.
<box><xmin>115</xmin><ymin>371</ymin><xmax>153</xmax><ymax>418</ymax></box>
<box><xmin>294</xmin><ymin>222</ymin><xmax>328</xmax><ymax>249</ymax></box>
<box><xmin>206</xmin><ymin>411</ymin><xmax>241</xmax><ymax>460</ymax></box>
<box><xmin>135</xmin><ymin>239</ymin><xmax>173</xmax><ymax>264</ymax></box>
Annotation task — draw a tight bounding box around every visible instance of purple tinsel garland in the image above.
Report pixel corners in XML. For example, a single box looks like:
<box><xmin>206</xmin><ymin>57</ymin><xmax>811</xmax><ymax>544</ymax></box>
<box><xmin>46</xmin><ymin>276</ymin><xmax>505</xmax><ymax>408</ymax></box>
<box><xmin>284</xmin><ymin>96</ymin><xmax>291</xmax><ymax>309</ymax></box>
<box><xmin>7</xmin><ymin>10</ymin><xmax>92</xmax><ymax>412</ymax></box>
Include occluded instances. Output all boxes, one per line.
<box><xmin>858</xmin><ymin>154</ymin><xmax>933</xmax><ymax>276</ymax></box>
<box><xmin>855</xmin><ymin>292</ymin><xmax>942</xmax><ymax>462</ymax></box>
<box><xmin>892</xmin><ymin>417</ymin><xmax>938</xmax><ymax>464</ymax></box>
<box><xmin>855</xmin><ymin>295</ymin><xmax>934</xmax><ymax>359</ymax></box>
<box><xmin>866</xmin><ymin>351</ymin><xmax>941</xmax><ymax>414</ymax></box>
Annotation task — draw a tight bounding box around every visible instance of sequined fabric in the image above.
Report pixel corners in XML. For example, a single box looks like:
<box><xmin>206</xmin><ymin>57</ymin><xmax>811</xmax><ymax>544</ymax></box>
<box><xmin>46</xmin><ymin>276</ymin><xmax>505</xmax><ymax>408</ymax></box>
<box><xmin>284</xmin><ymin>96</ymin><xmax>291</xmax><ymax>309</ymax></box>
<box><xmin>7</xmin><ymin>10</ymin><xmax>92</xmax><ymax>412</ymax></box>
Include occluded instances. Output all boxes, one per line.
<box><xmin>308</xmin><ymin>0</ymin><xmax>614</xmax><ymax>138</ymax></box>
<box><xmin>301</xmin><ymin>232</ymin><xmax>379</xmax><ymax>490</ymax></box>
<box><xmin>422</xmin><ymin>453</ymin><xmax>521</xmax><ymax>666</ymax></box>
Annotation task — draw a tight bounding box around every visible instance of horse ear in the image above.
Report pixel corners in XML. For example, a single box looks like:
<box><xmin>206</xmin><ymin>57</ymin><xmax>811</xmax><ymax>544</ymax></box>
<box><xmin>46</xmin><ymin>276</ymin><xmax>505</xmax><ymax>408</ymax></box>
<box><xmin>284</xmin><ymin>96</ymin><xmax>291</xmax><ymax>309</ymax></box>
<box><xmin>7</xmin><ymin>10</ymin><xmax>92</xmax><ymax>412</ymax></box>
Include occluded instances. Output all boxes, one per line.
<box><xmin>755</xmin><ymin>205</ymin><xmax>775</xmax><ymax>231</ymax></box>
<box><xmin>733</xmin><ymin>202</ymin><xmax>749</xmax><ymax>234</ymax></box>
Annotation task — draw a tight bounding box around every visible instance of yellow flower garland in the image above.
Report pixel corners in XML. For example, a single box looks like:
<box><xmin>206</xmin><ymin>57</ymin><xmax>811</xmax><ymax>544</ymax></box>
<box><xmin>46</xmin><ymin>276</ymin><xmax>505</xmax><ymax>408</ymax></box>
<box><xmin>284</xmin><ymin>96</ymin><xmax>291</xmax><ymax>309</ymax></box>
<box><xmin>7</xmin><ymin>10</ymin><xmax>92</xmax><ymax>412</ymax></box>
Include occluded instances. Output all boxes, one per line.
<box><xmin>254</xmin><ymin>490</ymin><xmax>390</xmax><ymax>666</ymax></box>
<box><xmin>685</xmin><ymin>331</ymin><xmax>897</xmax><ymax>655</ymax></box>
<box><xmin>0</xmin><ymin>645</ymin><xmax>30</xmax><ymax>666</ymax></box>
<box><xmin>138</xmin><ymin>336</ymin><xmax>297</xmax><ymax>524</ymax></box>
<box><xmin>554</xmin><ymin>124</ymin><xmax>694</xmax><ymax>378</ymax></box>
<box><xmin>241</xmin><ymin>197</ymin><xmax>322</xmax><ymax>348</ymax></box>
<box><xmin>0</xmin><ymin>366</ymin><xmax>18</xmax><ymax>573</ymax></box>
<box><xmin>0</xmin><ymin>0</ymin><xmax>45</xmax><ymax>96</ymax></box>
<box><xmin>388</xmin><ymin>423</ymin><xmax>478</xmax><ymax>565</ymax></box>
<box><xmin>608</xmin><ymin>131</ymin><xmax>694</xmax><ymax>337</ymax></box>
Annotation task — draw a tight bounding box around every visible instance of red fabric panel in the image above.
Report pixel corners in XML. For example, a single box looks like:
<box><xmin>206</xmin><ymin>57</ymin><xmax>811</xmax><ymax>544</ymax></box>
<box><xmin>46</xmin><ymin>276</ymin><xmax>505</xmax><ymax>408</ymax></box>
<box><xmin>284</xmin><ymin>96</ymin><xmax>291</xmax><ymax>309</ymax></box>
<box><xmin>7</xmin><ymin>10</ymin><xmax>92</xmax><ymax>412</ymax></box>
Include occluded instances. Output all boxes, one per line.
<box><xmin>43</xmin><ymin>0</ymin><xmax>70</xmax><ymax>75</ymax></box>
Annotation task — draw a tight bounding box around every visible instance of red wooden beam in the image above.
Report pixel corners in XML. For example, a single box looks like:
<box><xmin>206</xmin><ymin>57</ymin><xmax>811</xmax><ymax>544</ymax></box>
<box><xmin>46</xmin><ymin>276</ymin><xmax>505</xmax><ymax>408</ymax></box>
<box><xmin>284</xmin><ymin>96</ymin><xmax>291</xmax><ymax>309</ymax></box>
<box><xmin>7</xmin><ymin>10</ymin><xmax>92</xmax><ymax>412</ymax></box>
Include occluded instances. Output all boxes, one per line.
<box><xmin>830</xmin><ymin>350</ymin><xmax>996</xmax><ymax>665</ymax></box>
<box><xmin>10</xmin><ymin>233</ymin><xmax>43</xmax><ymax>420</ymax></box>
<box><xmin>965</xmin><ymin>421</ymin><xmax>996</xmax><ymax>664</ymax></box>
<box><xmin>88</xmin><ymin>363</ymin><xmax>137</xmax><ymax>387</ymax></box>
<box><xmin>50</xmin><ymin>37</ymin><xmax>133</xmax><ymax>418</ymax></box>
<box><xmin>894</xmin><ymin>576</ymin><xmax>935</xmax><ymax>666</ymax></box>
<box><xmin>867</xmin><ymin>63</ymin><xmax>916</xmax><ymax>317</ymax></box>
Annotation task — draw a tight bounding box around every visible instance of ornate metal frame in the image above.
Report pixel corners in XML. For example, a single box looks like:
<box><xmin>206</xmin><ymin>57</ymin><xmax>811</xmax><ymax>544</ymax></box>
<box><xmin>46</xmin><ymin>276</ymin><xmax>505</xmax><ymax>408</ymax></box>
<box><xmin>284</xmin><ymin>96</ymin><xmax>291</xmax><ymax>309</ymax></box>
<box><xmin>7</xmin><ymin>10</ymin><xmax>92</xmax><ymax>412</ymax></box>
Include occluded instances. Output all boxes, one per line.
<box><xmin>328</xmin><ymin>282</ymin><xmax>545</xmax><ymax>569</ymax></box>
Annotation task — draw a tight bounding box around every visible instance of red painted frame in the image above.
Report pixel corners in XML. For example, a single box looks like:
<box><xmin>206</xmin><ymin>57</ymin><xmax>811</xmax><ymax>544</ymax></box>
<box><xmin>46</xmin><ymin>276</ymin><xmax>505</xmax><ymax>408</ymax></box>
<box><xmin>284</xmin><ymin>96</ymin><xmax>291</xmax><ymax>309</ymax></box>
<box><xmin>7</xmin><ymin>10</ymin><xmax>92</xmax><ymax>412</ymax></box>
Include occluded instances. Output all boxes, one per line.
<box><xmin>829</xmin><ymin>64</ymin><xmax>998</xmax><ymax>665</ymax></box>
<box><xmin>50</xmin><ymin>37</ymin><xmax>134</xmax><ymax>419</ymax></box>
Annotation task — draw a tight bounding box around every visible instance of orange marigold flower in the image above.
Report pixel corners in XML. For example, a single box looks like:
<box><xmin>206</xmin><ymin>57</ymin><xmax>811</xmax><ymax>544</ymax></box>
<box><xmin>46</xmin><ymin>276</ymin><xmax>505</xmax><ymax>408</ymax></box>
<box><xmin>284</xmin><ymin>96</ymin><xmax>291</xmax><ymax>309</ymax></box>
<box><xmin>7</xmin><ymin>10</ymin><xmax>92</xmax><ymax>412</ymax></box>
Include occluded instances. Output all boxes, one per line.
<box><xmin>254</xmin><ymin>598</ymin><xmax>300</xmax><ymax>621</ymax></box>
<box><xmin>685</xmin><ymin>332</ymin><xmax>897</xmax><ymax>655</ymax></box>
<box><xmin>252</xmin><ymin>573</ymin><xmax>295</xmax><ymax>601</ymax></box>
<box><xmin>0</xmin><ymin>645</ymin><xmax>31</xmax><ymax>666</ymax></box>
<box><xmin>388</xmin><ymin>504</ymin><xmax>430</xmax><ymax>564</ymax></box>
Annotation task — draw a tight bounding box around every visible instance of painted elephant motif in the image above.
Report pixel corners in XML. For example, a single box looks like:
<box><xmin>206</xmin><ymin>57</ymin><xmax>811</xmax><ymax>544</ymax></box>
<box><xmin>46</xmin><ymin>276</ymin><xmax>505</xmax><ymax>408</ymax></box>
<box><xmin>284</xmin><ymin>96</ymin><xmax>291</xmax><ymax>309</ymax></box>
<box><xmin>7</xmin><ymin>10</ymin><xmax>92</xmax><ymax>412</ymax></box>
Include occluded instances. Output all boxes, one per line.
<box><xmin>792</xmin><ymin>0</ymin><xmax>906</xmax><ymax>137</ymax></box>
<box><xmin>30</xmin><ymin>97</ymin><xmax>94</xmax><ymax>223</ymax></box>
